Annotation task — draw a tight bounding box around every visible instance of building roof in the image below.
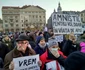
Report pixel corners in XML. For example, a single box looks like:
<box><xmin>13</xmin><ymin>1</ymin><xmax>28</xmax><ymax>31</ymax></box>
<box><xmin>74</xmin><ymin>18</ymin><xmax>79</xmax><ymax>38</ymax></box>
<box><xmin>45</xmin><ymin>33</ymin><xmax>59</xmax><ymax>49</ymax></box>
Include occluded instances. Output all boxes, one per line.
<box><xmin>21</xmin><ymin>5</ymin><xmax>45</xmax><ymax>10</ymax></box>
<box><xmin>2</xmin><ymin>5</ymin><xmax>45</xmax><ymax>11</ymax></box>
<box><xmin>2</xmin><ymin>6</ymin><xmax>20</xmax><ymax>9</ymax></box>
<box><xmin>81</xmin><ymin>10</ymin><xmax>85</xmax><ymax>13</ymax></box>
<box><xmin>20</xmin><ymin>5</ymin><xmax>31</xmax><ymax>9</ymax></box>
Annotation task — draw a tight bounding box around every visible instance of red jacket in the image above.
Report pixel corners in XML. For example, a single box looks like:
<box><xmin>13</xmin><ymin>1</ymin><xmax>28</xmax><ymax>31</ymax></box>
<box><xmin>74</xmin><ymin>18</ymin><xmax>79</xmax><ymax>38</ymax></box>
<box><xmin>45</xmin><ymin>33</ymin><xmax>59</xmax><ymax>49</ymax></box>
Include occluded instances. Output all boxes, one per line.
<box><xmin>40</xmin><ymin>50</ymin><xmax>67</xmax><ymax>70</ymax></box>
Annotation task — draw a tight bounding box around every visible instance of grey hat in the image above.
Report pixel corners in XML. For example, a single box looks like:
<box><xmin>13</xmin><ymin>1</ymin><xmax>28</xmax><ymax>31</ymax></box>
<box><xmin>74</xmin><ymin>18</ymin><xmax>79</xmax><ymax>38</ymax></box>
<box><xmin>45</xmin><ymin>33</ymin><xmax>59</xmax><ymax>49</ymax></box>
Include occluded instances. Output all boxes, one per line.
<box><xmin>48</xmin><ymin>38</ymin><xmax>58</xmax><ymax>48</ymax></box>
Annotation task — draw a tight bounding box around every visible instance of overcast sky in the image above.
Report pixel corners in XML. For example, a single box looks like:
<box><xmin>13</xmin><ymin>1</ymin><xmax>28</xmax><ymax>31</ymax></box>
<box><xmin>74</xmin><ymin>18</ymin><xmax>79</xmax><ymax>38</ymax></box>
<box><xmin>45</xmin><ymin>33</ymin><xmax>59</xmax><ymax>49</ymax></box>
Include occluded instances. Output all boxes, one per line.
<box><xmin>0</xmin><ymin>0</ymin><xmax>85</xmax><ymax>22</ymax></box>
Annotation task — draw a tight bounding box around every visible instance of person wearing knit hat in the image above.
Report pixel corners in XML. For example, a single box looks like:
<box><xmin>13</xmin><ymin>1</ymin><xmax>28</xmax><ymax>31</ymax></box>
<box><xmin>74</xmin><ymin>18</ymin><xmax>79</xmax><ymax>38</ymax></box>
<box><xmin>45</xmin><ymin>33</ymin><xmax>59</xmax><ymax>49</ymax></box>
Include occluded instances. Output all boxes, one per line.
<box><xmin>40</xmin><ymin>38</ymin><xmax>67</xmax><ymax>70</ymax></box>
<box><xmin>48</xmin><ymin>38</ymin><xmax>58</xmax><ymax>48</ymax></box>
<box><xmin>34</xmin><ymin>36</ymin><xmax>48</xmax><ymax>56</ymax></box>
<box><xmin>36</xmin><ymin>36</ymin><xmax>45</xmax><ymax>45</ymax></box>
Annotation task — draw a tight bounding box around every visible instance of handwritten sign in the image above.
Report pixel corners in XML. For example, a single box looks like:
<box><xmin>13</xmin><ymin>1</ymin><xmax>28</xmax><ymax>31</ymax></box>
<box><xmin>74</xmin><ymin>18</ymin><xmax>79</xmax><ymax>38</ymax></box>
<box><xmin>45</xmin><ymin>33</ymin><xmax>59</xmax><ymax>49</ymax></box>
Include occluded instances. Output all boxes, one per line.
<box><xmin>13</xmin><ymin>54</ymin><xmax>40</xmax><ymax>70</ymax></box>
<box><xmin>52</xmin><ymin>13</ymin><xmax>83</xmax><ymax>34</ymax></box>
<box><xmin>55</xmin><ymin>35</ymin><xmax>63</xmax><ymax>42</ymax></box>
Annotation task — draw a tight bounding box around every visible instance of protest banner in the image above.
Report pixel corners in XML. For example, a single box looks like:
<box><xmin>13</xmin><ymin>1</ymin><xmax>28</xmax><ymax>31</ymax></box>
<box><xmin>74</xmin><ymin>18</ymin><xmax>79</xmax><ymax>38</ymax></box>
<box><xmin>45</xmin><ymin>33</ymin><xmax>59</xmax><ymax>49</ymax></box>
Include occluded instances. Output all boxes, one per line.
<box><xmin>13</xmin><ymin>54</ymin><xmax>40</xmax><ymax>70</ymax></box>
<box><xmin>55</xmin><ymin>35</ymin><xmax>63</xmax><ymax>42</ymax></box>
<box><xmin>52</xmin><ymin>13</ymin><xmax>83</xmax><ymax>34</ymax></box>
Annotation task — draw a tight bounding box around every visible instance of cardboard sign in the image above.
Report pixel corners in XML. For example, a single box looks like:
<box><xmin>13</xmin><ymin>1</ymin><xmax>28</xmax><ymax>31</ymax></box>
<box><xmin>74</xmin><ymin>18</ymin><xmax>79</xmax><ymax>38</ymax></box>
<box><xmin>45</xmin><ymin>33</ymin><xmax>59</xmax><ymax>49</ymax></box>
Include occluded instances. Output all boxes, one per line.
<box><xmin>55</xmin><ymin>35</ymin><xmax>63</xmax><ymax>42</ymax></box>
<box><xmin>52</xmin><ymin>13</ymin><xmax>83</xmax><ymax>34</ymax></box>
<box><xmin>13</xmin><ymin>54</ymin><xmax>40</xmax><ymax>70</ymax></box>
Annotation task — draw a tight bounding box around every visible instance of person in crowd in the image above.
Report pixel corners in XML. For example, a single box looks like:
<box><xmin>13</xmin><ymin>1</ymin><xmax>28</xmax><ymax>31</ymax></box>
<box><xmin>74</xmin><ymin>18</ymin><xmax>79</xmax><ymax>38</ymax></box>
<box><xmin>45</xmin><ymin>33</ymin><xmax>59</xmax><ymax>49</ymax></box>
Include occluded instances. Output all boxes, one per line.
<box><xmin>27</xmin><ymin>32</ymin><xmax>36</xmax><ymax>49</ymax></box>
<box><xmin>2</xmin><ymin>35</ymin><xmax>14</xmax><ymax>51</ymax></box>
<box><xmin>0</xmin><ymin>41</ymin><xmax>9</xmax><ymax>61</ymax></box>
<box><xmin>64</xmin><ymin>40</ymin><xmax>85</xmax><ymax>70</ymax></box>
<box><xmin>0</xmin><ymin>57</ymin><xmax>3</xmax><ymax>68</ymax></box>
<box><xmin>34</xmin><ymin>36</ymin><xmax>48</xmax><ymax>56</ymax></box>
<box><xmin>43</xmin><ymin>31</ymin><xmax>50</xmax><ymax>42</ymax></box>
<box><xmin>3</xmin><ymin>34</ymin><xmax>37</xmax><ymax>70</ymax></box>
<box><xmin>62</xmin><ymin>32</ymin><xmax>77</xmax><ymax>56</ymax></box>
<box><xmin>77</xmin><ymin>31</ymin><xmax>85</xmax><ymax>50</ymax></box>
<box><xmin>38</xmin><ymin>32</ymin><xmax>44</xmax><ymax>36</ymax></box>
<box><xmin>40</xmin><ymin>38</ymin><xmax>67</xmax><ymax>70</ymax></box>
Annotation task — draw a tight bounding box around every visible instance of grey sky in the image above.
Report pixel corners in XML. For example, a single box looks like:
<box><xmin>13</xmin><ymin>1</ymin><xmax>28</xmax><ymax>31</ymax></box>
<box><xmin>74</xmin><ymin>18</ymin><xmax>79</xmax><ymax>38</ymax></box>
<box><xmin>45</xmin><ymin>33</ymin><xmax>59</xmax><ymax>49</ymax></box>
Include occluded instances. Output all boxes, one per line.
<box><xmin>0</xmin><ymin>0</ymin><xmax>85</xmax><ymax>21</ymax></box>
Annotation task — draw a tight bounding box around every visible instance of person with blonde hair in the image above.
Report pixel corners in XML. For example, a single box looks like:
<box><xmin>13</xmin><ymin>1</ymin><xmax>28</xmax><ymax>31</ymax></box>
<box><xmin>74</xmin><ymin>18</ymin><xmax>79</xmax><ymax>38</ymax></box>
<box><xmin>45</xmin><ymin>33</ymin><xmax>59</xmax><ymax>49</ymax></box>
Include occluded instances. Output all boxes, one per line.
<box><xmin>62</xmin><ymin>32</ymin><xmax>77</xmax><ymax>56</ymax></box>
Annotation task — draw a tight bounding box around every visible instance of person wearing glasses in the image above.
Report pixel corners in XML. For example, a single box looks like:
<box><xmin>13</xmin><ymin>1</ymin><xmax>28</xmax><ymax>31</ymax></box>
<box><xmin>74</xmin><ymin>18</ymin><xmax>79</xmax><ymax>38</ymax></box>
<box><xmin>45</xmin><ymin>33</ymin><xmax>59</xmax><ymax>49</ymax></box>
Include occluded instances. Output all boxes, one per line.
<box><xmin>3</xmin><ymin>34</ymin><xmax>37</xmax><ymax>70</ymax></box>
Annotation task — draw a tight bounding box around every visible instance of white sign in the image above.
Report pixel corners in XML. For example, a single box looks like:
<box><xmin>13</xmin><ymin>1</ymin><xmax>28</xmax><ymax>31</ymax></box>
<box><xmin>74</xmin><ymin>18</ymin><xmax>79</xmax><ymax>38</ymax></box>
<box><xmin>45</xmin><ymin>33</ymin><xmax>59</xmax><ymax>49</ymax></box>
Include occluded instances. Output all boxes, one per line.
<box><xmin>52</xmin><ymin>13</ymin><xmax>83</xmax><ymax>34</ymax></box>
<box><xmin>44</xmin><ymin>26</ymin><xmax>48</xmax><ymax>31</ymax></box>
<box><xmin>46</xmin><ymin>61</ymin><xmax>57</xmax><ymax>70</ymax></box>
<box><xmin>46</xmin><ymin>60</ymin><xmax>65</xmax><ymax>70</ymax></box>
<box><xmin>13</xmin><ymin>54</ymin><xmax>40</xmax><ymax>70</ymax></box>
<box><xmin>55</xmin><ymin>35</ymin><xmax>63</xmax><ymax>42</ymax></box>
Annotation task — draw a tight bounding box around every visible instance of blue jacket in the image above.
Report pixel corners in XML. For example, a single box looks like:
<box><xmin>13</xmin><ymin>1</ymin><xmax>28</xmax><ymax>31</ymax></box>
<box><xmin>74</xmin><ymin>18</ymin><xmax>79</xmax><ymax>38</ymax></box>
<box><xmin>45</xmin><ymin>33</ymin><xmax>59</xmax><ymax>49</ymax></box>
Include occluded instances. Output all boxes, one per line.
<box><xmin>34</xmin><ymin>44</ymin><xmax>47</xmax><ymax>56</ymax></box>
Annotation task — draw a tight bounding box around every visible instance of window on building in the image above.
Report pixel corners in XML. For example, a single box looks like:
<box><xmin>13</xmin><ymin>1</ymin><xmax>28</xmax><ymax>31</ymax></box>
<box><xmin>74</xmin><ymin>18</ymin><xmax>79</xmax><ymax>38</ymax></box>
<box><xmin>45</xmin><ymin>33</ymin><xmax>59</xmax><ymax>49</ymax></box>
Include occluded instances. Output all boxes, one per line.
<box><xmin>11</xmin><ymin>29</ymin><xmax>14</xmax><ymax>32</ymax></box>
<box><xmin>33</xmin><ymin>15</ymin><xmax>34</xmax><ymax>18</ymax></box>
<box><xmin>43</xmin><ymin>16</ymin><xmax>45</xmax><ymax>18</ymax></box>
<box><xmin>26</xmin><ymin>24</ymin><xmax>28</xmax><ymax>26</ymax></box>
<box><xmin>81</xmin><ymin>14</ymin><xmax>83</xmax><ymax>17</ymax></box>
<box><xmin>39</xmin><ymin>16</ymin><xmax>41</xmax><ymax>18</ymax></box>
<box><xmin>5</xmin><ymin>20</ymin><xmax>7</xmax><ymax>23</ymax></box>
<box><xmin>16</xmin><ymin>20</ymin><xmax>18</xmax><ymax>22</ymax></box>
<box><xmin>36</xmin><ymin>15</ymin><xmax>38</xmax><ymax>18</ymax></box>
<box><xmin>16</xmin><ymin>29</ymin><xmax>19</xmax><ymax>31</ymax></box>
<box><xmin>22</xmin><ymin>24</ymin><xmax>23</xmax><ymax>27</ymax></box>
<box><xmin>40</xmin><ymin>19</ymin><xmax>42</xmax><ymax>21</ymax></box>
<box><xmin>21</xmin><ymin>20</ymin><xmax>23</xmax><ymax>22</ymax></box>
<box><xmin>10</xmin><ymin>19</ymin><xmax>13</xmax><ymax>22</ymax></box>
<box><xmin>15</xmin><ymin>16</ymin><xmax>18</xmax><ymax>18</ymax></box>
<box><xmin>32</xmin><ymin>11</ymin><xmax>34</xmax><ymax>13</ymax></box>
<box><xmin>10</xmin><ymin>24</ymin><xmax>14</xmax><ymax>27</ymax></box>
<box><xmin>5</xmin><ymin>29</ymin><xmax>9</xmax><ymax>32</ymax></box>
<box><xmin>22</xmin><ymin>29</ymin><xmax>24</xmax><ymax>31</ymax></box>
<box><xmin>25</xmin><ymin>20</ymin><xmax>28</xmax><ymax>22</ymax></box>
<box><xmin>16</xmin><ymin>24</ymin><xmax>18</xmax><ymax>27</ymax></box>
<box><xmin>5</xmin><ymin>24</ymin><xmax>8</xmax><ymax>27</ymax></box>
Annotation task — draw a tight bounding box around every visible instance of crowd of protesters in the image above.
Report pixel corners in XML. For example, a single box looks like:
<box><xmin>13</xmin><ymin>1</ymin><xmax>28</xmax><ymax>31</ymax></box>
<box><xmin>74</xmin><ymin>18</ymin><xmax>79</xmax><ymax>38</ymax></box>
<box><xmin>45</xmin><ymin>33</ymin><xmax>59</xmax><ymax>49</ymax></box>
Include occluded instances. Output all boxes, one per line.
<box><xmin>0</xmin><ymin>29</ymin><xmax>85</xmax><ymax>70</ymax></box>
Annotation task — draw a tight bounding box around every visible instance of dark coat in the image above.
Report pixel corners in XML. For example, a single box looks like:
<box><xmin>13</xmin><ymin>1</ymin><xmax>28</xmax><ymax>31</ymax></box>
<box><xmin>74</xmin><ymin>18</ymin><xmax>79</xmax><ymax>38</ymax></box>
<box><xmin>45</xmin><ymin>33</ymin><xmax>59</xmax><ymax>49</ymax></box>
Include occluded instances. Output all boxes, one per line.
<box><xmin>29</xmin><ymin>41</ymin><xmax>36</xmax><ymax>49</ymax></box>
<box><xmin>34</xmin><ymin>44</ymin><xmax>47</xmax><ymax>56</ymax></box>
<box><xmin>0</xmin><ymin>42</ymin><xmax>9</xmax><ymax>61</ymax></box>
<box><xmin>64</xmin><ymin>51</ymin><xmax>85</xmax><ymax>70</ymax></box>
<box><xmin>3</xmin><ymin>47</ymin><xmax>36</xmax><ymax>70</ymax></box>
<box><xmin>43</xmin><ymin>31</ymin><xmax>50</xmax><ymax>42</ymax></box>
<box><xmin>62</xmin><ymin>39</ymin><xmax>77</xmax><ymax>56</ymax></box>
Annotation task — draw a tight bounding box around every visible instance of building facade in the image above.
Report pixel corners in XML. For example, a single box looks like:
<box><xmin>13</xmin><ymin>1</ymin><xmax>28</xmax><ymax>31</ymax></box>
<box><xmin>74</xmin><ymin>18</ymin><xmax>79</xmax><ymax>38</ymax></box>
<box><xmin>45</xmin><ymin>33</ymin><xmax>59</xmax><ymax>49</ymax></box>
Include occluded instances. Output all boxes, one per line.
<box><xmin>80</xmin><ymin>10</ymin><xmax>85</xmax><ymax>23</ymax></box>
<box><xmin>2</xmin><ymin>5</ymin><xmax>46</xmax><ymax>32</ymax></box>
<box><xmin>0</xmin><ymin>19</ymin><xmax>3</xmax><ymax>32</ymax></box>
<box><xmin>47</xmin><ymin>3</ymin><xmax>81</xmax><ymax>29</ymax></box>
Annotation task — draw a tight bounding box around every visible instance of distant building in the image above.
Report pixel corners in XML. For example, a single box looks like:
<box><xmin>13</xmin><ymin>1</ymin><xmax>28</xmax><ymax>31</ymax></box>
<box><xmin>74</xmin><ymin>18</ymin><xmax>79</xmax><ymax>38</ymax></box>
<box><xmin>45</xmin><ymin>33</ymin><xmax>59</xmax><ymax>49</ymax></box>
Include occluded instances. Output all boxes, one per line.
<box><xmin>47</xmin><ymin>2</ymin><xmax>80</xmax><ymax>29</ymax></box>
<box><xmin>0</xmin><ymin>19</ymin><xmax>3</xmax><ymax>32</ymax></box>
<box><xmin>80</xmin><ymin>10</ymin><xmax>85</xmax><ymax>23</ymax></box>
<box><xmin>2</xmin><ymin>5</ymin><xmax>46</xmax><ymax>32</ymax></box>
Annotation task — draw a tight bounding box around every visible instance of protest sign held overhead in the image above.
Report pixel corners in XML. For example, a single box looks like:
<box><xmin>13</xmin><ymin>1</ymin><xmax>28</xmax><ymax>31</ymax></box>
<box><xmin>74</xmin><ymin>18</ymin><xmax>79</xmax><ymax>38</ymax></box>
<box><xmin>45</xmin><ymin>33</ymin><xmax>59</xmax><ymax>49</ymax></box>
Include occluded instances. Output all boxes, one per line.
<box><xmin>52</xmin><ymin>13</ymin><xmax>83</xmax><ymax>34</ymax></box>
